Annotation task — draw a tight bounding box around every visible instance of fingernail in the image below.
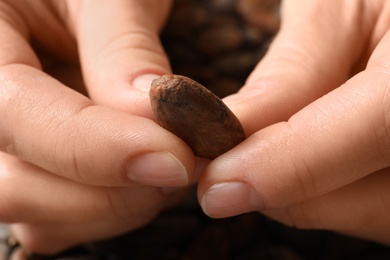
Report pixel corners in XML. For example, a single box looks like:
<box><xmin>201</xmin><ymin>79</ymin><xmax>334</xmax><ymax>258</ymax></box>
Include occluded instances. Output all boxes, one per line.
<box><xmin>133</xmin><ymin>74</ymin><xmax>161</xmax><ymax>92</ymax></box>
<box><xmin>127</xmin><ymin>151</ymin><xmax>188</xmax><ymax>187</ymax></box>
<box><xmin>201</xmin><ymin>182</ymin><xmax>262</xmax><ymax>218</ymax></box>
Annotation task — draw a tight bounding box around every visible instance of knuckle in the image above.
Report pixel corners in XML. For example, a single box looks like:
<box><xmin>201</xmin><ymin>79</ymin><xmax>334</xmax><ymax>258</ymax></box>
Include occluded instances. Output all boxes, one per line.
<box><xmin>260</xmin><ymin>123</ymin><xmax>319</xmax><ymax>210</ymax></box>
<box><xmin>42</xmin><ymin>100</ymin><xmax>95</xmax><ymax>184</ymax></box>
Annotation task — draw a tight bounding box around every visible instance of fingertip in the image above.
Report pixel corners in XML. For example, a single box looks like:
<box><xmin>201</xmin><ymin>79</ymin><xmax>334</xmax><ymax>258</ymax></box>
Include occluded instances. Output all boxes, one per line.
<box><xmin>126</xmin><ymin>151</ymin><xmax>189</xmax><ymax>187</ymax></box>
<box><xmin>199</xmin><ymin>181</ymin><xmax>262</xmax><ymax>218</ymax></box>
<box><xmin>70</xmin><ymin>1</ymin><xmax>172</xmax><ymax>113</ymax></box>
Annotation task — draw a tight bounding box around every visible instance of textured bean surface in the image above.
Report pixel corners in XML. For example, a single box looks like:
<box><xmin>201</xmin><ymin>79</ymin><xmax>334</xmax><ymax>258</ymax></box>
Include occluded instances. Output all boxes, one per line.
<box><xmin>150</xmin><ymin>74</ymin><xmax>245</xmax><ymax>159</ymax></box>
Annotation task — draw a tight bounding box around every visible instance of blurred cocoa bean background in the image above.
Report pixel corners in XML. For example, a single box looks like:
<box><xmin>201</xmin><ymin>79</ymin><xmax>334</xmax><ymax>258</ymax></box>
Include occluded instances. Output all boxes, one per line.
<box><xmin>3</xmin><ymin>0</ymin><xmax>390</xmax><ymax>259</ymax></box>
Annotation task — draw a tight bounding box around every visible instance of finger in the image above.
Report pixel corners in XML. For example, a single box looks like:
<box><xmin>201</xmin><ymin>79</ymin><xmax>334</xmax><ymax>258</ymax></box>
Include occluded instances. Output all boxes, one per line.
<box><xmin>0</xmin><ymin>1</ymin><xmax>82</xmax><ymax>90</ymax></box>
<box><xmin>223</xmin><ymin>0</ymin><xmax>378</xmax><ymax>135</ymax></box>
<box><xmin>0</xmin><ymin>152</ymin><xmax>167</xmax><ymax>224</ymax></box>
<box><xmin>66</xmin><ymin>0</ymin><xmax>172</xmax><ymax>117</ymax></box>
<box><xmin>198</xmin><ymin>29</ymin><xmax>390</xmax><ymax>218</ymax></box>
<box><xmin>0</xmin><ymin>65</ymin><xmax>194</xmax><ymax>187</ymax></box>
<box><xmin>0</xmin><ymin>4</ymin><xmax>40</xmax><ymax>68</ymax></box>
<box><xmin>4</xmin><ymin>0</ymin><xmax>77</xmax><ymax>63</ymax></box>
<box><xmin>12</xmin><ymin>183</ymin><xmax>196</xmax><ymax>255</ymax></box>
<box><xmin>263</xmin><ymin>167</ymin><xmax>390</xmax><ymax>246</ymax></box>
<box><xmin>11</xmin><ymin>220</ymin><xmax>144</xmax><ymax>255</ymax></box>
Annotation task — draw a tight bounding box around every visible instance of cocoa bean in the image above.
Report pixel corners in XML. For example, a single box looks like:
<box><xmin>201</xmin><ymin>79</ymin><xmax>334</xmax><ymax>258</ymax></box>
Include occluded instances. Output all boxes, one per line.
<box><xmin>237</xmin><ymin>0</ymin><xmax>281</xmax><ymax>33</ymax></box>
<box><xmin>196</xmin><ymin>16</ymin><xmax>244</xmax><ymax>56</ymax></box>
<box><xmin>149</xmin><ymin>74</ymin><xmax>246</xmax><ymax>159</ymax></box>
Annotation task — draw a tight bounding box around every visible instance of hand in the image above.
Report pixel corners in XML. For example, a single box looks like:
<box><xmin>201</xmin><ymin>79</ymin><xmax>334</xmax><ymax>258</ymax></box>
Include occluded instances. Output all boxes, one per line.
<box><xmin>198</xmin><ymin>0</ymin><xmax>390</xmax><ymax>245</ymax></box>
<box><xmin>0</xmin><ymin>0</ymin><xmax>197</xmax><ymax>254</ymax></box>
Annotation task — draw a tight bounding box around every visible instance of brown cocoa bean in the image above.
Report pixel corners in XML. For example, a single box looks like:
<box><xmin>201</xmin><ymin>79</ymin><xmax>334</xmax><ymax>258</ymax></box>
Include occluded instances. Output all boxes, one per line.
<box><xmin>237</xmin><ymin>0</ymin><xmax>281</xmax><ymax>33</ymax></box>
<box><xmin>149</xmin><ymin>74</ymin><xmax>246</xmax><ymax>159</ymax></box>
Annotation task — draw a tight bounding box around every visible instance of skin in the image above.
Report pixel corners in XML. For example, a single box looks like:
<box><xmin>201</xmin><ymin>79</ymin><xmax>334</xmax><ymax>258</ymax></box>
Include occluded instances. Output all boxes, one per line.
<box><xmin>198</xmin><ymin>0</ymin><xmax>390</xmax><ymax>246</ymax></box>
<box><xmin>0</xmin><ymin>0</ymin><xmax>200</xmax><ymax>254</ymax></box>
<box><xmin>3</xmin><ymin>0</ymin><xmax>390</xmax><ymax>254</ymax></box>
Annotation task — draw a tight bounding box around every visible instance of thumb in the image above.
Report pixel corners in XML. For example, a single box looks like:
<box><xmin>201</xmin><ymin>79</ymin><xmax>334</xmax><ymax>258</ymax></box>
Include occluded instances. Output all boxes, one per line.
<box><xmin>223</xmin><ymin>0</ymin><xmax>371</xmax><ymax>136</ymax></box>
<box><xmin>67</xmin><ymin>0</ymin><xmax>172</xmax><ymax>118</ymax></box>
